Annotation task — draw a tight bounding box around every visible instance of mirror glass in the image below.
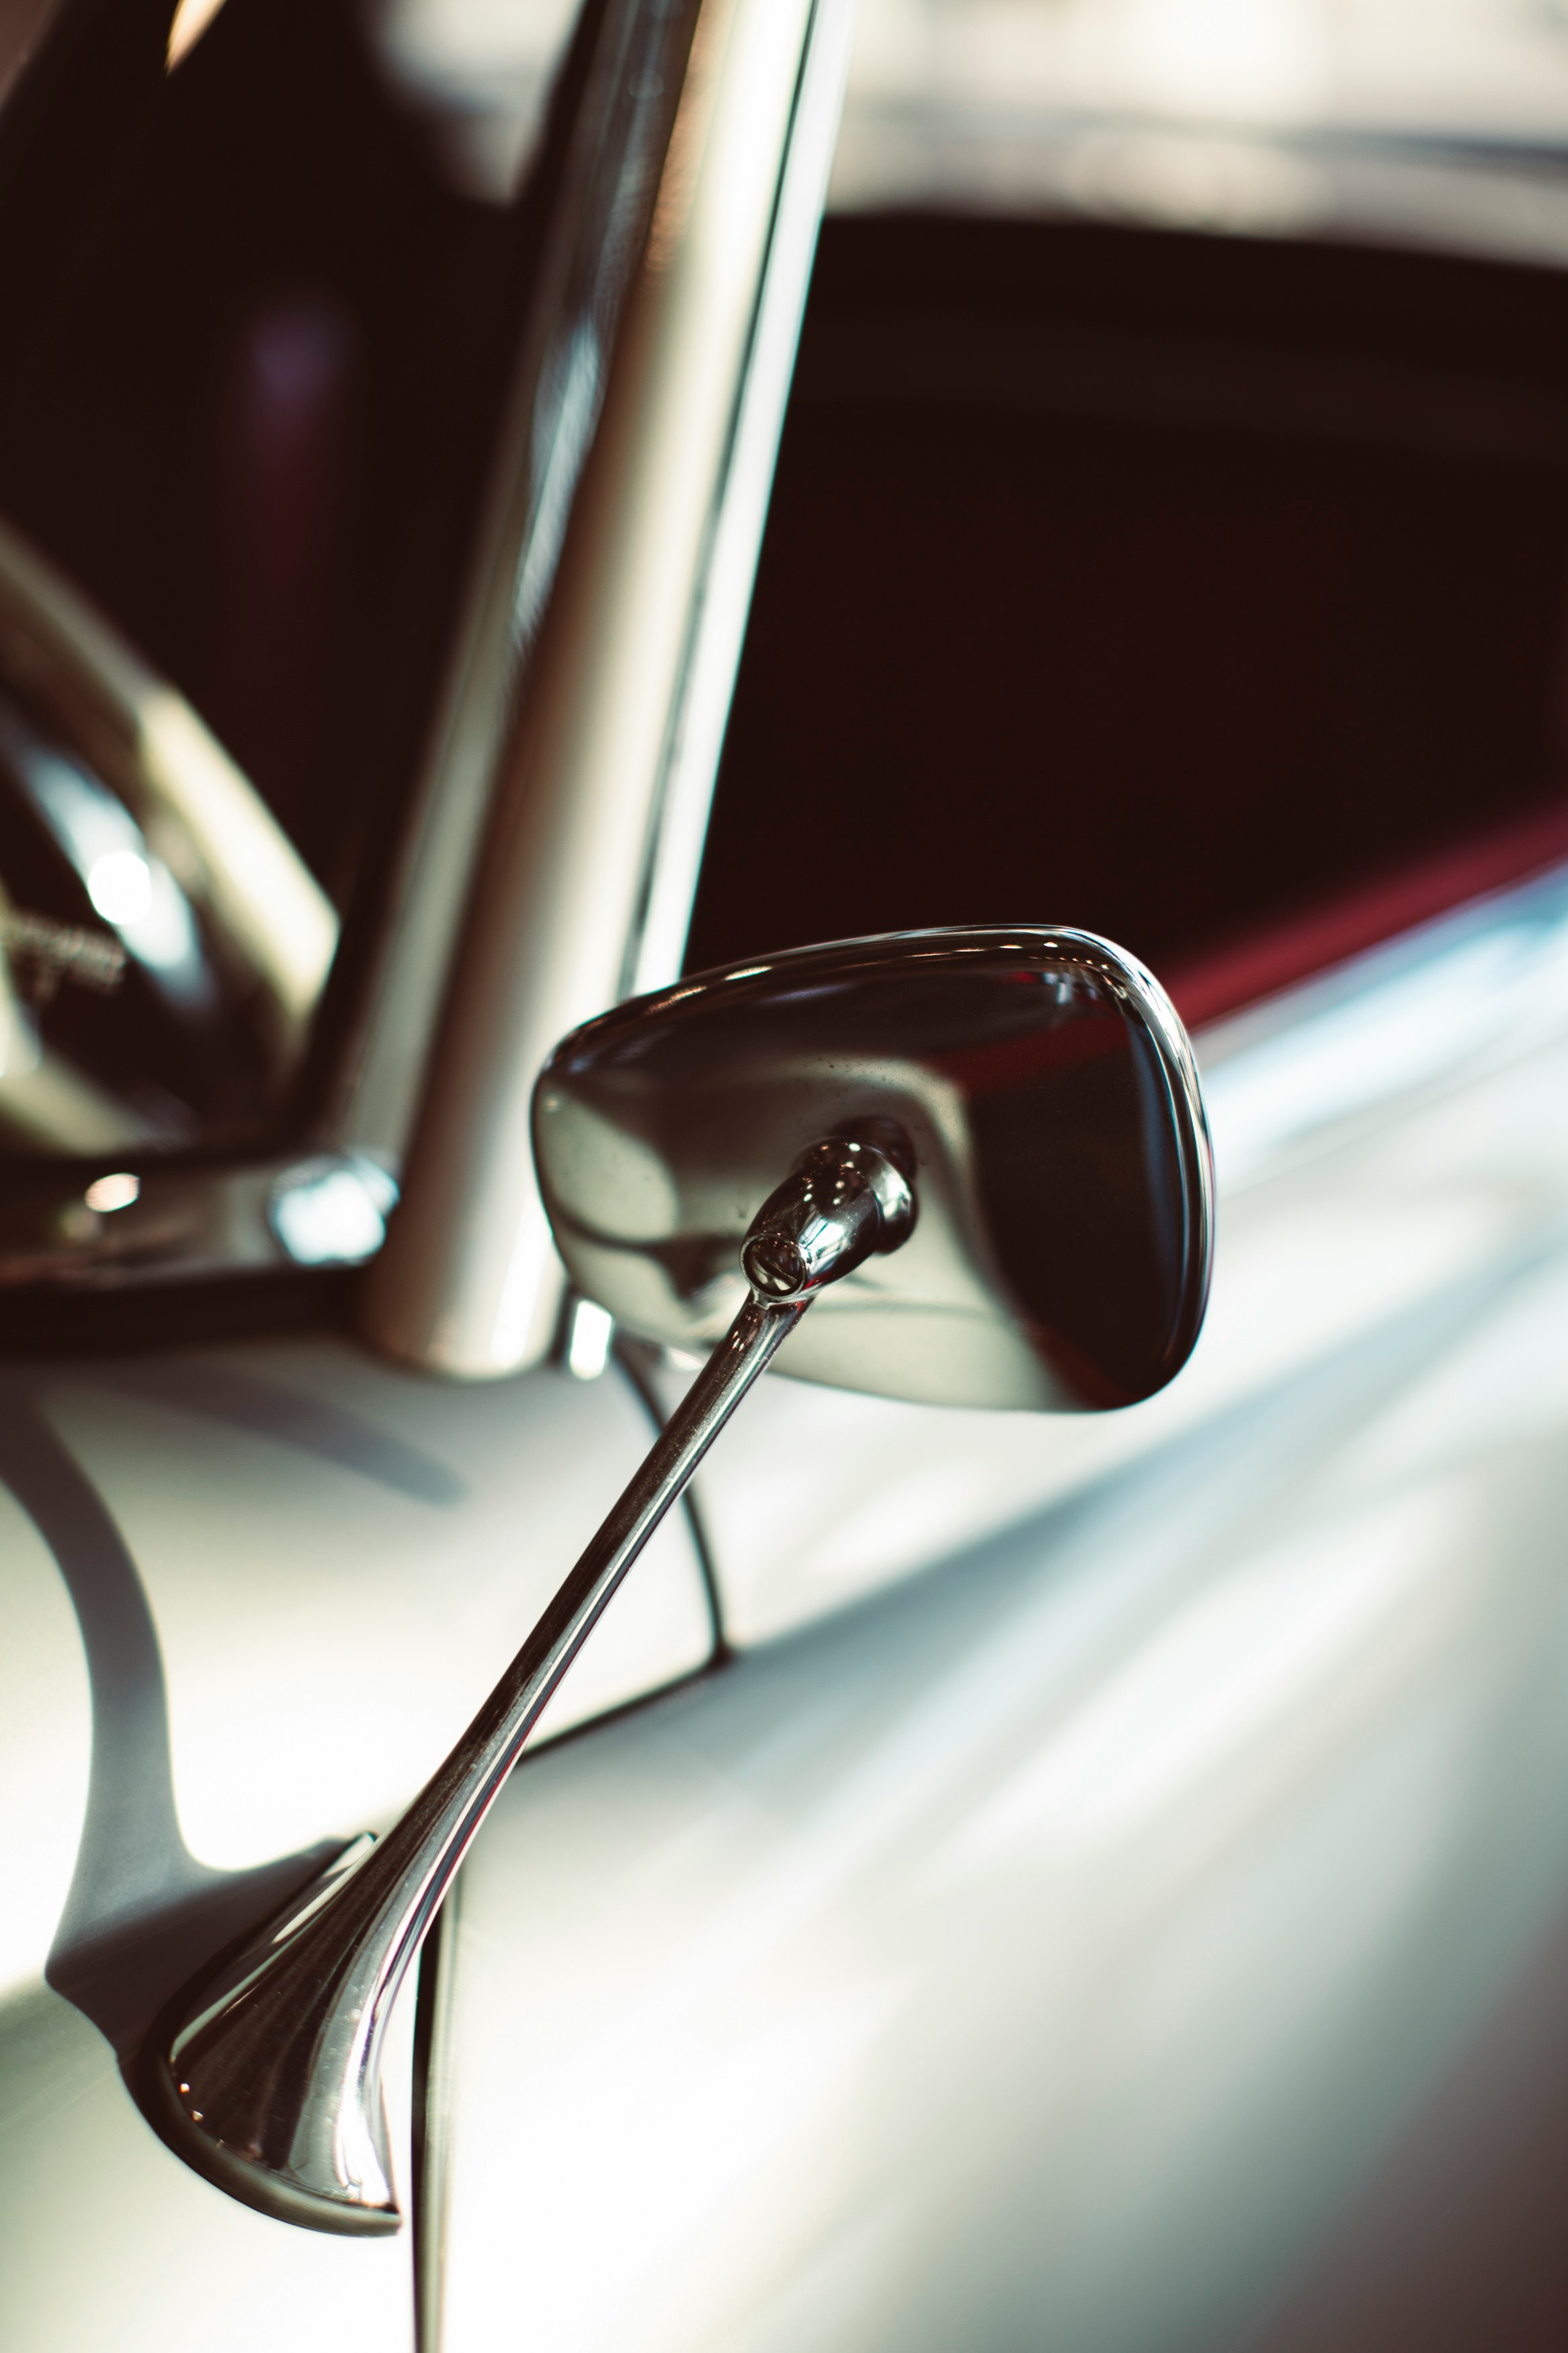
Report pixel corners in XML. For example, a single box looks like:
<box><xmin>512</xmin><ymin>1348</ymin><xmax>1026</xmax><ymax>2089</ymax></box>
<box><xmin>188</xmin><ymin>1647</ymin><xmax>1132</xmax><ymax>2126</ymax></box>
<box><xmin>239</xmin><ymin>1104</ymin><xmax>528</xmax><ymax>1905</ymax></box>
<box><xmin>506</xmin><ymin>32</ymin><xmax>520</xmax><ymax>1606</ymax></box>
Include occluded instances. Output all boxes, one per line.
<box><xmin>535</xmin><ymin>926</ymin><xmax>1214</xmax><ymax>1411</ymax></box>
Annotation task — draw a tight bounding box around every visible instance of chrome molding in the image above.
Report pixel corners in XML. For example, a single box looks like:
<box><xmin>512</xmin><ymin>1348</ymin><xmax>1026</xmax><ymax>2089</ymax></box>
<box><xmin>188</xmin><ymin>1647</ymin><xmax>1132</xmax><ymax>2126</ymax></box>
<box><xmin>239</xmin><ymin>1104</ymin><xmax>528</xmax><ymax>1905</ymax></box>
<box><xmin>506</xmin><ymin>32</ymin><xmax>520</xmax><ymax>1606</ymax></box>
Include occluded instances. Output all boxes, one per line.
<box><xmin>0</xmin><ymin>1148</ymin><xmax>395</xmax><ymax>1293</ymax></box>
<box><xmin>360</xmin><ymin>0</ymin><xmax>851</xmax><ymax>1378</ymax></box>
<box><xmin>625</xmin><ymin>0</ymin><xmax>859</xmax><ymax>1000</ymax></box>
<box><xmin>0</xmin><ymin>517</ymin><xmax>338</xmax><ymax>1046</ymax></box>
<box><xmin>329</xmin><ymin>0</ymin><xmax>708</xmax><ymax>1170</ymax></box>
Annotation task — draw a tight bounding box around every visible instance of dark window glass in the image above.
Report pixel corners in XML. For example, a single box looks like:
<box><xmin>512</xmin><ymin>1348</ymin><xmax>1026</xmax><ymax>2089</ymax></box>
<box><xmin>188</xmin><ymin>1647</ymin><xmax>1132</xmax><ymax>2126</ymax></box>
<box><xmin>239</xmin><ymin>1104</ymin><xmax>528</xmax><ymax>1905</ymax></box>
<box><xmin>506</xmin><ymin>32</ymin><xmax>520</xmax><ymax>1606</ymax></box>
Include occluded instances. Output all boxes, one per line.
<box><xmin>690</xmin><ymin>217</ymin><xmax>1568</xmax><ymax>1017</ymax></box>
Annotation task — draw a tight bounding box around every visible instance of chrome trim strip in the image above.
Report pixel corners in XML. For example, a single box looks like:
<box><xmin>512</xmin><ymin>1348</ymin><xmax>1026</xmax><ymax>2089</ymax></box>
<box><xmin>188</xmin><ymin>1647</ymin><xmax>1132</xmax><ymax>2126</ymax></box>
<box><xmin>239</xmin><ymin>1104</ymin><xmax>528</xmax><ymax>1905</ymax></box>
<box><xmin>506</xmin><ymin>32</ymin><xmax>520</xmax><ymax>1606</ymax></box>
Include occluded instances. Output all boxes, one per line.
<box><xmin>626</xmin><ymin>0</ymin><xmax>859</xmax><ymax>999</ymax></box>
<box><xmin>328</xmin><ymin>0</ymin><xmax>705</xmax><ymax>1166</ymax></box>
<box><xmin>361</xmin><ymin>0</ymin><xmax>845</xmax><ymax>1377</ymax></box>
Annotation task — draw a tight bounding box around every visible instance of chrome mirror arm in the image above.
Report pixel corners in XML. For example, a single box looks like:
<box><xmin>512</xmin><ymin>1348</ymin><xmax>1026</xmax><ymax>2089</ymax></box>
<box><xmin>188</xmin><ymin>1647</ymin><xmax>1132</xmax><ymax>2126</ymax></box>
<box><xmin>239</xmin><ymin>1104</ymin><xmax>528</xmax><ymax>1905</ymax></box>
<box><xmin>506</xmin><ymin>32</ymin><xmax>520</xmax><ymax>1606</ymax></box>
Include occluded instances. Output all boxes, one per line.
<box><xmin>151</xmin><ymin>1134</ymin><xmax>915</xmax><ymax>2235</ymax></box>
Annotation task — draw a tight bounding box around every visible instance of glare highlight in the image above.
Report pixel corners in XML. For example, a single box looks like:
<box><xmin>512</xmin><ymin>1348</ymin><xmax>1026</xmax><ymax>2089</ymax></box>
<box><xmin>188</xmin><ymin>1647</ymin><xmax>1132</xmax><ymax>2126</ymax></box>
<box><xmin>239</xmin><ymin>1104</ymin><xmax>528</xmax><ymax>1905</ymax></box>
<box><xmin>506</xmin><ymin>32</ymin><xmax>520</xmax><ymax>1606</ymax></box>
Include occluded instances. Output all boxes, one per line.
<box><xmin>567</xmin><ymin>1298</ymin><xmax>614</xmax><ymax>1382</ymax></box>
<box><xmin>85</xmin><ymin>849</ymin><xmax>152</xmax><ymax>928</ymax></box>
<box><xmin>84</xmin><ymin>1171</ymin><xmax>139</xmax><ymax>1213</ymax></box>
<box><xmin>270</xmin><ymin>1157</ymin><xmax>399</xmax><ymax>1268</ymax></box>
<box><xmin>166</xmin><ymin>0</ymin><xmax>228</xmax><ymax>73</ymax></box>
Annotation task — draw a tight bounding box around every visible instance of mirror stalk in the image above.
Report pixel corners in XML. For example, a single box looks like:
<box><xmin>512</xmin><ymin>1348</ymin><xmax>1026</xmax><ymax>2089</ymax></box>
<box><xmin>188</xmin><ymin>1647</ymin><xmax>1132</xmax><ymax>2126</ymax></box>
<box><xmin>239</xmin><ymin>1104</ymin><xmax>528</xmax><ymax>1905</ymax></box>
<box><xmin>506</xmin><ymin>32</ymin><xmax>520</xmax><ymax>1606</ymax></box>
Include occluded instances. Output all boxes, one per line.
<box><xmin>151</xmin><ymin>1134</ymin><xmax>914</xmax><ymax>2234</ymax></box>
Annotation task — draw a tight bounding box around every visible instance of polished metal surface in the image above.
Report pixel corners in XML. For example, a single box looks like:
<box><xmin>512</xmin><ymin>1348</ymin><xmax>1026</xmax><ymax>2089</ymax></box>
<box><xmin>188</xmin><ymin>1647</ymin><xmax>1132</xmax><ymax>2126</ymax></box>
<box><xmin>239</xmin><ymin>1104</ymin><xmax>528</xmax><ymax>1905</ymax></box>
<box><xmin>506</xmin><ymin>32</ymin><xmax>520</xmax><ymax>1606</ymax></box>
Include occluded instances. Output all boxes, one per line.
<box><xmin>626</xmin><ymin>0</ymin><xmax>860</xmax><ymax>999</ymax></box>
<box><xmin>153</xmin><ymin>1295</ymin><xmax>792</xmax><ymax>2232</ymax></box>
<box><xmin>155</xmin><ymin>1133</ymin><xmax>909</xmax><ymax>2231</ymax></box>
<box><xmin>362</xmin><ymin>0</ymin><xmax>852</xmax><ymax>1378</ymax></box>
<box><xmin>536</xmin><ymin>925</ymin><xmax>1213</xmax><ymax>1410</ymax></box>
<box><xmin>0</xmin><ymin>518</ymin><xmax>337</xmax><ymax>1182</ymax></box>
<box><xmin>741</xmin><ymin>1135</ymin><xmax>915</xmax><ymax>1301</ymax></box>
<box><xmin>333</xmin><ymin>0</ymin><xmax>709</xmax><ymax>1171</ymax></box>
<box><xmin>0</xmin><ymin>1148</ymin><xmax>393</xmax><ymax>1298</ymax></box>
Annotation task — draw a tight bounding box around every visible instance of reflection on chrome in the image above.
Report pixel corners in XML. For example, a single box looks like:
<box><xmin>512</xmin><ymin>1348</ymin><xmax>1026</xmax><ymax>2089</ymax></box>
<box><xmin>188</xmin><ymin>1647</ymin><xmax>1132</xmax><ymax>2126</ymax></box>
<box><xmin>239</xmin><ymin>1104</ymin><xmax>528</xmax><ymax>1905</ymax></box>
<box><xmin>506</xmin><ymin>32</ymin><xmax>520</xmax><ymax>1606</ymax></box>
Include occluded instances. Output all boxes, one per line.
<box><xmin>85</xmin><ymin>849</ymin><xmax>151</xmax><ymax>926</ymax></box>
<box><xmin>270</xmin><ymin>1155</ymin><xmax>401</xmax><ymax>1269</ymax></box>
<box><xmin>362</xmin><ymin>0</ymin><xmax>856</xmax><ymax>1378</ymax></box>
<box><xmin>136</xmin><ymin>690</ymin><xmax>337</xmax><ymax>1033</ymax></box>
<box><xmin>11</xmin><ymin>725</ymin><xmax>212</xmax><ymax>1004</ymax></box>
<box><xmin>566</xmin><ymin>1296</ymin><xmax>616</xmax><ymax>1382</ymax></box>
<box><xmin>82</xmin><ymin>1170</ymin><xmax>139</xmax><ymax>1214</ymax></box>
<box><xmin>536</xmin><ymin>926</ymin><xmax>1212</xmax><ymax>1410</ymax></box>
<box><xmin>0</xmin><ymin>514</ymin><xmax>341</xmax><ymax>1170</ymax></box>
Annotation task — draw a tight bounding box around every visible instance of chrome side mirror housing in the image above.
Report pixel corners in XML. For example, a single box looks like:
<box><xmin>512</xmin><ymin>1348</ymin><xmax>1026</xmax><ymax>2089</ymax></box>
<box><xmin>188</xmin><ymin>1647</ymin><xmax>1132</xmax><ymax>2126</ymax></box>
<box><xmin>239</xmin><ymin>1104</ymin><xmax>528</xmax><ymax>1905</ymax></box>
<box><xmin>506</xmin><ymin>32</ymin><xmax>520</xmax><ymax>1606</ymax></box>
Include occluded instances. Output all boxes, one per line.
<box><xmin>537</xmin><ymin>924</ymin><xmax>1212</xmax><ymax>1410</ymax></box>
<box><xmin>152</xmin><ymin>926</ymin><xmax>1212</xmax><ymax>2237</ymax></box>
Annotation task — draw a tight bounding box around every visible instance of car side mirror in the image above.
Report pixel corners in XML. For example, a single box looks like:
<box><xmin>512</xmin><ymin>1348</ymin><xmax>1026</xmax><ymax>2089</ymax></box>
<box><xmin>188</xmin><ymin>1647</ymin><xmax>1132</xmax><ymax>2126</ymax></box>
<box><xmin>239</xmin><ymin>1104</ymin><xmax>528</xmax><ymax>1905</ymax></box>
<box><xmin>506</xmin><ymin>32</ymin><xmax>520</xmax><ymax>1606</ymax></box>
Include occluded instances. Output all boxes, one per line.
<box><xmin>536</xmin><ymin>924</ymin><xmax>1212</xmax><ymax>1411</ymax></box>
<box><xmin>151</xmin><ymin>926</ymin><xmax>1212</xmax><ymax>2239</ymax></box>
